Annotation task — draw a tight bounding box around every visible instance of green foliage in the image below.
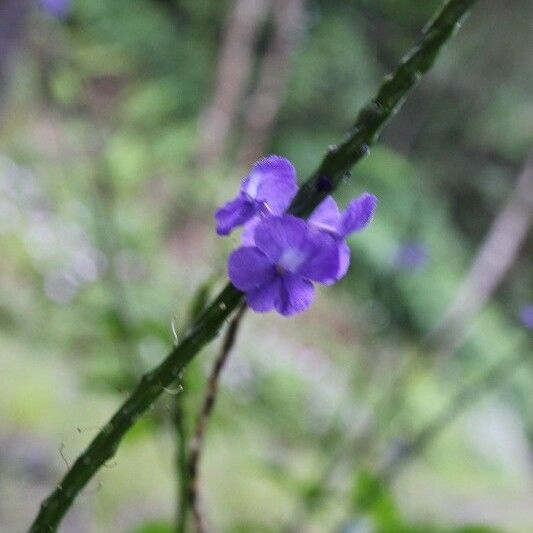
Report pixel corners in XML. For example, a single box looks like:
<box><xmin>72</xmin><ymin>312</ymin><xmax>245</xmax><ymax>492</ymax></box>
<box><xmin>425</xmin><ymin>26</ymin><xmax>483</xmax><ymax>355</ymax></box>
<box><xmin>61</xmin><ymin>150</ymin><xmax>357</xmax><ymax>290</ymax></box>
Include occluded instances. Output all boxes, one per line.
<box><xmin>350</xmin><ymin>471</ymin><xmax>505</xmax><ymax>533</ymax></box>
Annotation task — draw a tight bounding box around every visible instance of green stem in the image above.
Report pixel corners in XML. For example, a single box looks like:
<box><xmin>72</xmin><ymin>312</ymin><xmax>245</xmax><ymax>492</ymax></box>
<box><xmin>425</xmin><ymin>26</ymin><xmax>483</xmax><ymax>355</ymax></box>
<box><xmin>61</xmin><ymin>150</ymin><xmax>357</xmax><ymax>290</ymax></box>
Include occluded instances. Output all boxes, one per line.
<box><xmin>188</xmin><ymin>305</ymin><xmax>247</xmax><ymax>533</ymax></box>
<box><xmin>174</xmin><ymin>279</ymin><xmax>216</xmax><ymax>533</ymax></box>
<box><xmin>30</xmin><ymin>284</ymin><xmax>242</xmax><ymax>532</ymax></box>
<box><xmin>29</xmin><ymin>1</ymin><xmax>477</xmax><ymax>530</ymax></box>
<box><xmin>173</xmin><ymin>397</ymin><xmax>188</xmax><ymax>533</ymax></box>
<box><xmin>289</xmin><ymin>0</ymin><xmax>477</xmax><ymax>218</ymax></box>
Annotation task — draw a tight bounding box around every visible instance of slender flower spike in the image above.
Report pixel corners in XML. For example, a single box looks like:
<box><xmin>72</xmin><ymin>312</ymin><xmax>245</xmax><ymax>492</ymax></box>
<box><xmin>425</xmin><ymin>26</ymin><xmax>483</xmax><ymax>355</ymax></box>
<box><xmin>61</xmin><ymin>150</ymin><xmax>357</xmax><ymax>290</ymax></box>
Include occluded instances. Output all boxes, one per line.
<box><xmin>308</xmin><ymin>193</ymin><xmax>377</xmax><ymax>283</ymax></box>
<box><xmin>215</xmin><ymin>155</ymin><xmax>298</xmax><ymax>236</ymax></box>
<box><xmin>228</xmin><ymin>215</ymin><xmax>339</xmax><ymax>316</ymax></box>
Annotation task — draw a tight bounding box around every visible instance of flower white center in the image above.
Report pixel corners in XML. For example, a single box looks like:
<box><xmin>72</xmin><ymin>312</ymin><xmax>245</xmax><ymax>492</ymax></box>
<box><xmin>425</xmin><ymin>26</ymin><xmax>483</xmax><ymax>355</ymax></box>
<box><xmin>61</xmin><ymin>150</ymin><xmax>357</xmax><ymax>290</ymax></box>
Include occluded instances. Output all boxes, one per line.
<box><xmin>244</xmin><ymin>171</ymin><xmax>262</xmax><ymax>199</ymax></box>
<box><xmin>310</xmin><ymin>220</ymin><xmax>338</xmax><ymax>236</ymax></box>
<box><xmin>277</xmin><ymin>247</ymin><xmax>306</xmax><ymax>273</ymax></box>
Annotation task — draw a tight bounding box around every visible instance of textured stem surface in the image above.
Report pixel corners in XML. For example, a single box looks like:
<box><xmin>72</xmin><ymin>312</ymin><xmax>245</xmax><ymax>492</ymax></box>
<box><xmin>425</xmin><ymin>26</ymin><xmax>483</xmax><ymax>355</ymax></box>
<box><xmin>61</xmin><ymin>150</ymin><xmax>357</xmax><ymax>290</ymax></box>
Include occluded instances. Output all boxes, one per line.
<box><xmin>173</xmin><ymin>394</ymin><xmax>188</xmax><ymax>533</ymax></box>
<box><xmin>30</xmin><ymin>285</ymin><xmax>243</xmax><ymax>532</ymax></box>
<box><xmin>29</xmin><ymin>1</ymin><xmax>477</xmax><ymax>530</ymax></box>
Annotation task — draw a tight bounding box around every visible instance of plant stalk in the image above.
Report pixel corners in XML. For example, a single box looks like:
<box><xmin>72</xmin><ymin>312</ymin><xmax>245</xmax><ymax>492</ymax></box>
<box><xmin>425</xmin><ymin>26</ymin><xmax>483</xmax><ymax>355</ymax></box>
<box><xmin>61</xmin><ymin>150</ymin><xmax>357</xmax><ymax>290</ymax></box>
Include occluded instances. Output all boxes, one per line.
<box><xmin>188</xmin><ymin>305</ymin><xmax>247</xmax><ymax>533</ymax></box>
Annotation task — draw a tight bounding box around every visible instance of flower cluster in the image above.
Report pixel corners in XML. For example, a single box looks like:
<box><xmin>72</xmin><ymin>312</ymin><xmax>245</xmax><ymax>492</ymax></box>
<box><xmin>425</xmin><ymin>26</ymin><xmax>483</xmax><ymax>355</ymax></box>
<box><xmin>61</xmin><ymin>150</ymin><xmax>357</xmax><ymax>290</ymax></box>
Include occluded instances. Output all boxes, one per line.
<box><xmin>216</xmin><ymin>156</ymin><xmax>377</xmax><ymax>316</ymax></box>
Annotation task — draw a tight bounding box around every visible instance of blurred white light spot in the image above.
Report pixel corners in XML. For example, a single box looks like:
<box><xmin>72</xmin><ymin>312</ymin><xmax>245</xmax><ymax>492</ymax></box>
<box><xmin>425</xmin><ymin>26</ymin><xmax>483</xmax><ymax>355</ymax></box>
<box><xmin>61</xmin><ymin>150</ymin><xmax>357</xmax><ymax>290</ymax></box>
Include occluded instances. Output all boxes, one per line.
<box><xmin>0</xmin><ymin>200</ymin><xmax>21</xmax><ymax>233</ymax></box>
<box><xmin>44</xmin><ymin>270</ymin><xmax>78</xmax><ymax>305</ymax></box>
<box><xmin>24</xmin><ymin>223</ymin><xmax>58</xmax><ymax>262</ymax></box>
<box><xmin>71</xmin><ymin>248</ymin><xmax>108</xmax><ymax>283</ymax></box>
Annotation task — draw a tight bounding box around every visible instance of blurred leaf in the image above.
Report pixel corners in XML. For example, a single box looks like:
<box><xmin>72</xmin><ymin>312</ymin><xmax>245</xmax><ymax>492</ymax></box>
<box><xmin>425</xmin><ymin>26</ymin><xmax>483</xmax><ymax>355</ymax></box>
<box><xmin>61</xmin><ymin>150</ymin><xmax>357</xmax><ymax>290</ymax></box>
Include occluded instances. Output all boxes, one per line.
<box><xmin>130</xmin><ymin>521</ymin><xmax>173</xmax><ymax>533</ymax></box>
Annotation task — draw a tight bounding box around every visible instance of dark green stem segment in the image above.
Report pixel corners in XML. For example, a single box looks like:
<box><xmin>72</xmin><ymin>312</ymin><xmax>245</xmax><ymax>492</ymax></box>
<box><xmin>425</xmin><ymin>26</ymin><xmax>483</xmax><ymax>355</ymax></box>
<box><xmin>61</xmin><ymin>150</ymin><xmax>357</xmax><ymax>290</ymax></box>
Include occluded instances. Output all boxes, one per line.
<box><xmin>290</xmin><ymin>0</ymin><xmax>477</xmax><ymax>218</ymax></box>
<box><xmin>29</xmin><ymin>285</ymin><xmax>243</xmax><ymax>532</ymax></box>
<box><xmin>173</xmin><ymin>388</ymin><xmax>188</xmax><ymax>533</ymax></box>
<box><xmin>29</xmin><ymin>1</ymin><xmax>477</xmax><ymax>530</ymax></box>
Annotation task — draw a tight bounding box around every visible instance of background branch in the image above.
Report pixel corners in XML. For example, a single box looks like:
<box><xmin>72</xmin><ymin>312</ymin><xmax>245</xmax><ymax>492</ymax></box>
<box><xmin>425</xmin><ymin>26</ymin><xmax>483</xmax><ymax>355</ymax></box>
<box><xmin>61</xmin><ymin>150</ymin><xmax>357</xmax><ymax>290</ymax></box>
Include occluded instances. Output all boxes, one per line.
<box><xmin>429</xmin><ymin>152</ymin><xmax>533</xmax><ymax>352</ymax></box>
<box><xmin>174</xmin><ymin>279</ymin><xmax>218</xmax><ymax>533</ymax></box>
<box><xmin>195</xmin><ymin>0</ymin><xmax>271</xmax><ymax>170</ymax></box>
<box><xmin>237</xmin><ymin>0</ymin><xmax>306</xmax><ymax>166</ymax></box>
<box><xmin>188</xmin><ymin>305</ymin><xmax>247</xmax><ymax>533</ymax></box>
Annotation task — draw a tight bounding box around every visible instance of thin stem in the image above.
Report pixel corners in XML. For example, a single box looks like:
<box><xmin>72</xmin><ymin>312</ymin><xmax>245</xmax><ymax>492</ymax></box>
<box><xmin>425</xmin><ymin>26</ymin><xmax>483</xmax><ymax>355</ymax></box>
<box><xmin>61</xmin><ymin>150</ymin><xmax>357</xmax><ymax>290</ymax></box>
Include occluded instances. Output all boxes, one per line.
<box><xmin>174</xmin><ymin>279</ymin><xmax>216</xmax><ymax>533</ymax></box>
<box><xmin>29</xmin><ymin>1</ymin><xmax>477</xmax><ymax>529</ymax></box>
<box><xmin>188</xmin><ymin>305</ymin><xmax>247</xmax><ymax>533</ymax></box>
<box><xmin>30</xmin><ymin>284</ymin><xmax>243</xmax><ymax>532</ymax></box>
<box><xmin>174</xmin><ymin>396</ymin><xmax>188</xmax><ymax>533</ymax></box>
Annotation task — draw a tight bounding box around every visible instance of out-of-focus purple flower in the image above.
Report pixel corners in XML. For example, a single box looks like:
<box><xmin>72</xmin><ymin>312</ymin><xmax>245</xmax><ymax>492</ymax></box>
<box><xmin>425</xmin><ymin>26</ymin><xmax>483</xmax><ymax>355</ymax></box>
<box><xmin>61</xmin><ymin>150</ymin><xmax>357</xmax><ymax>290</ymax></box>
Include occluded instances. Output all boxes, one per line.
<box><xmin>393</xmin><ymin>241</ymin><xmax>429</xmax><ymax>272</ymax></box>
<box><xmin>40</xmin><ymin>0</ymin><xmax>71</xmax><ymax>19</ymax></box>
<box><xmin>228</xmin><ymin>215</ymin><xmax>339</xmax><ymax>316</ymax></box>
<box><xmin>519</xmin><ymin>304</ymin><xmax>533</xmax><ymax>330</ymax></box>
<box><xmin>307</xmin><ymin>193</ymin><xmax>377</xmax><ymax>283</ymax></box>
<box><xmin>215</xmin><ymin>155</ymin><xmax>297</xmax><ymax>236</ymax></box>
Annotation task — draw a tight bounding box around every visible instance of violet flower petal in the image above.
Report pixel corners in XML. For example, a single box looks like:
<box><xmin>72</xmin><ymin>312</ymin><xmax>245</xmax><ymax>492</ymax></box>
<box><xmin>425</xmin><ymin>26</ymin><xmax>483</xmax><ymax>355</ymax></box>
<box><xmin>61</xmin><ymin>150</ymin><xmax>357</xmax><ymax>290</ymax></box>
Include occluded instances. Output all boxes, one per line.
<box><xmin>246</xmin><ymin>277</ymin><xmax>281</xmax><ymax>312</ymax></box>
<box><xmin>254</xmin><ymin>215</ymin><xmax>308</xmax><ymax>263</ymax></box>
<box><xmin>337</xmin><ymin>241</ymin><xmax>352</xmax><ymax>281</ymax></box>
<box><xmin>241</xmin><ymin>216</ymin><xmax>261</xmax><ymax>246</ymax></box>
<box><xmin>340</xmin><ymin>193</ymin><xmax>377</xmax><ymax>236</ymax></box>
<box><xmin>243</xmin><ymin>156</ymin><xmax>297</xmax><ymax>212</ymax></box>
<box><xmin>308</xmin><ymin>196</ymin><xmax>342</xmax><ymax>235</ymax></box>
<box><xmin>228</xmin><ymin>247</ymin><xmax>276</xmax><ymax>290</ymax></box>
<box><xmin>276</xmin><ymin>275</ymin><xmax>315</xmax><ymax>316</ymax></box>
<box><xmin>215</xmin><ymin>194</ymin><xmax>256</xmax><ymax>236</ymax></box>
<box><xmin>299</xmin><ymin>231</ymin><xmax>340</xmax><ymax>283</ymax></box>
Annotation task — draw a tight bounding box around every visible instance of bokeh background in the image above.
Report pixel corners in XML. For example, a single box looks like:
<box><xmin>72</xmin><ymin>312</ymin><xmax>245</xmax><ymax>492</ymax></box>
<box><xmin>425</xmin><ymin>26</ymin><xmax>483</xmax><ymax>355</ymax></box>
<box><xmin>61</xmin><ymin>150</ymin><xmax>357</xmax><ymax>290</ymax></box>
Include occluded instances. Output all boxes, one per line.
<box><xmin>0</xmin><ymin>0</ymin><xmax>532</xmax><ymax>531</ymax></box>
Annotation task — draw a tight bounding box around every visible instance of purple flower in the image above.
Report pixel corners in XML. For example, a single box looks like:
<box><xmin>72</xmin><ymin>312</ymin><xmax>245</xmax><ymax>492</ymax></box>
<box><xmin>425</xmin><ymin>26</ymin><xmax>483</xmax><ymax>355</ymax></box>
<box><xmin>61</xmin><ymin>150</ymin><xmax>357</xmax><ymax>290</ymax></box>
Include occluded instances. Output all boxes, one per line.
<box><xmin>519</xmin><ymin>304</ymin><xmax>533</xmax><ymax>330</ymax></box>
<box><xmin>215</xmin><ymin>155</ymin><xmax>297</xmax><ymax>236</ymax></box>
<box><xmin>241</xmin><ymin>216</ymin><xmax>261</xmax><ymax>246</ymax></box>
<box><xmin>216</xmin><ymin>155</ymin><xmax>378</xmax><ymax>316</ymax></box>
<box><xmin>40</xmin><ymin>0</ymin><xmax>71</xmax><ymax>18</ymax></box>
<box><xmin>308</xmin><ymin>193</ymin><xmax>377</xmax><ymax>283</ymax></box>
<box><xmin>393</xmin><ymin>241</ymin><xmax>429</xmax><ymax>272</ymax></box>
<box><xmin>228</xmin><ymin>215</ymin><xmax>339</xmax><ymax>316</ymax></box>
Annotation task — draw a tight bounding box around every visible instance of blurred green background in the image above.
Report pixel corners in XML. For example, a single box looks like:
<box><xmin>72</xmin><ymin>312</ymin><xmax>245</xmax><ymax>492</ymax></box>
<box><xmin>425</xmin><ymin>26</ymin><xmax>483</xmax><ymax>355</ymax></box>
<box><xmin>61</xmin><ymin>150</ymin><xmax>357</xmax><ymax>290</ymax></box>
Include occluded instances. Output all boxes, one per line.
<box><xmin>0</xmin><ymin>0</ymin><xmax>532</xmax><ymax>531</ymax></box>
